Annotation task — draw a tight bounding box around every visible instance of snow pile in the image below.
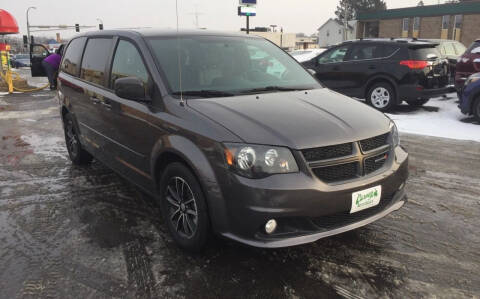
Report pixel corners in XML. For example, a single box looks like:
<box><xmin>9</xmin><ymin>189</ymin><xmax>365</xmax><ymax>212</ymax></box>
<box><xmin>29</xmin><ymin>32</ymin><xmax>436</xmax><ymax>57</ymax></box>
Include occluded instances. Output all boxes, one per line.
<box><xmin>386</xmin><ymin>93</ymin><xmax>480</xmax><ymax>142</ymax></box>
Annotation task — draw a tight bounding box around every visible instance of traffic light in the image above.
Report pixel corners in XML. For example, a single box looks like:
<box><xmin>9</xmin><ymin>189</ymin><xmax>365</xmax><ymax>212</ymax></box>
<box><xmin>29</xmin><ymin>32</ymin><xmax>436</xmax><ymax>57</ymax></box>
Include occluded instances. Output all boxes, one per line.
<box><xmin>23</xmin><ymin>35</ymin><xmax>28</xmax><ymax>47</ymax></box>
<box><xmin>75</xmin><ymin>23</ymin><xmax>80</xmax><ymax>32</ymax></box>
<box><xmin>99</xmin><ymin>23</ymin><xmax>103</xmax><ymax>30</ymax></box>
<box><xmin>30</xmin><ymin>36</ymin><xmax>35</xmax><ymax>44</ymax></box>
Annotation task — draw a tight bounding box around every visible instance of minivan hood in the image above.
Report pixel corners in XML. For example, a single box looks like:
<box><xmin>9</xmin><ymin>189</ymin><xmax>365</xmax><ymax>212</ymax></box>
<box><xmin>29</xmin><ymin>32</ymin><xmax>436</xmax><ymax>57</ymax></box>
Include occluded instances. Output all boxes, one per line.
<box><xmin>188</xmin><ymin>88</ymin><xmax>391</xmax><ymax>150</ymax></box>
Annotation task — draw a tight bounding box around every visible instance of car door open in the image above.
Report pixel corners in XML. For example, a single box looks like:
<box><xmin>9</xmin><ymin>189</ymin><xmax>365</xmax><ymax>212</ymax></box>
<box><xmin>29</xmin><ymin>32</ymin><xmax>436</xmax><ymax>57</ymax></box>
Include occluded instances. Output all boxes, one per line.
<box><xmin>30</xmin><ymin>44</ymin><xmax>50</xmax><ymax>77</ymax></box>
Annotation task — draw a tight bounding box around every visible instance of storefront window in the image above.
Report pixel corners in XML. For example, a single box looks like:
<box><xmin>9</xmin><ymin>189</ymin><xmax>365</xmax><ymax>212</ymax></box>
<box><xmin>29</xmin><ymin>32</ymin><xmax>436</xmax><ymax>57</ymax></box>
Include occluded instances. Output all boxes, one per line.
<box><xmin>454</xmin><ymin>15</ymin><xmax>462</xmax><ymax>29</ymax></box>
<box><xmin>403</xmin><ymin>18</ymin><xmax>409</xmax><ymax>32</ymax></box>
<box><xmin>442</xmin><ymin>15</ymin><xmax>450</xmax><ymax>30</ymax></box>
<box><xmin>363</xmin><ymin>21</ymin><xmax>379</xmax><ymax>38</ymax></box>
<box><xmin>413</xmin><ymin>17</ymin><xmax>420</xmax><ymax>31</ymax></box>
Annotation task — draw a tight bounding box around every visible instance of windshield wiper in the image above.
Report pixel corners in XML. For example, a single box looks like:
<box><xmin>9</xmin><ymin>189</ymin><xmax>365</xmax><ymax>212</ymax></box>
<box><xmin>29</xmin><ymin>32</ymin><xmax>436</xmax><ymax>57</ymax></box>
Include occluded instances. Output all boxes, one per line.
<box><xmin>238</xmin><ymin>86</ymin><xmax>310</xmax><ymax>94</ymax></box>
<box><xmin>172</xmin><ymin>90</ymin><xmax>235</xmax><ymax>98</ymax></box>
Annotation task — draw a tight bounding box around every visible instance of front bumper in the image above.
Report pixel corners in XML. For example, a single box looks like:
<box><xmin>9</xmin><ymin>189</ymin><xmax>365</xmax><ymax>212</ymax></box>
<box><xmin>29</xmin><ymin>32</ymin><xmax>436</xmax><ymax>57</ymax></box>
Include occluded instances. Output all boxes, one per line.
<box><xmin>217</xmin><ymin>146</ymin><xmax>409</xmax><ymax>248</ymax></box>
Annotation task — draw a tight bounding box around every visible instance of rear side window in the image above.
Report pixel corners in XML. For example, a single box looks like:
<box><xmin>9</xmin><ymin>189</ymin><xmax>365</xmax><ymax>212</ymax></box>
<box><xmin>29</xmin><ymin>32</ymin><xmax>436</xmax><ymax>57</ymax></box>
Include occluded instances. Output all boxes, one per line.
<box><xmin>409</xmin><ymin>47</ymin><xmax>440</xmax><ymax>60</ymax></box>
<box><xmin>80</xmin><ymin>38</ymin><xmax>113</xmax><ymax>86</ymax></box>
<box><xmin>61</xmin><ymin>37</ymin><xmax>87</xmax><ymax>76</ymax></box>
<box><xmin>347</xmin><ymin>44</ymin><xmax>384</xmax><ymax>61</ymax></box>
<box><xmin>384</xmin><ymin>45</ymin><xmax>399</xmax><ymax>57</ymax></box>
<box><xmin>111</xmin><ymin>40</ymin><xmax>150</xmax><ymax>87</ymax></box>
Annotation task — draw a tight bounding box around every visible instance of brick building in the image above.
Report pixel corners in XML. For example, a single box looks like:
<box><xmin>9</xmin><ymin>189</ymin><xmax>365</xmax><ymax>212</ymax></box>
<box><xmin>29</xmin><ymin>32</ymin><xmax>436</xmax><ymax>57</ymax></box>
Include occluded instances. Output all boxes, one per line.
<box><xmin>356</xmin><ymin>1</ymin><xmax>480</xmax><ymax>47</ymax></box>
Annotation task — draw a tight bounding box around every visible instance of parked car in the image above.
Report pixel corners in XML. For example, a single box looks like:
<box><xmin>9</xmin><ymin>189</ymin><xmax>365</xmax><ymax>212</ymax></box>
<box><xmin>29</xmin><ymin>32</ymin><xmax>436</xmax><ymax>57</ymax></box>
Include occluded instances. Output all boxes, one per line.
<box><xmin>425</xmin><ymin>39</ymin><xmax>466</xmax><ymax>82</ymax></box>
<box><xmin>455</xmin><ymin>39</ymin><xmax>480</xmax><ymax>93</ymax></box>
<box><xmin>302</xmin><ymin>38</ymin><xmax>454</xmax><ymax>111</ymax></box>
<box><xmin>45</xmin><ymin>29</ymin><xmax>409</xmax><ymax>251</ymax></box>
<box><xmin>459</xmin><ymin>72</ymin><xmax>480</xmax><ymax>122</ymax></box>
<box><xmin>290</xmin><ymin>48</ymin><xmax>327</xmax><ymax>63</ymax></box>
<box><xmin>11</xmin><ymin>54</ymin><xmax>31</xmax><ymax>67</ymax></box>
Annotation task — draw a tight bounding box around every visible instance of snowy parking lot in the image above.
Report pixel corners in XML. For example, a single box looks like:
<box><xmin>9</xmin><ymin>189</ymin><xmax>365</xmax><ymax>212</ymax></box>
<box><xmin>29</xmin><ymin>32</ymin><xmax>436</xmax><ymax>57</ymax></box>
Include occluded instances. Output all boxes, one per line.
<box><xmin>387</xmin><ymin>93</ymin><xmax>480</xmax><ymax>142</ymax></box>
<box><xmin>0</xmin><ymin>72</ymin><xmax>479</xmax><ymax>298</ymax></box>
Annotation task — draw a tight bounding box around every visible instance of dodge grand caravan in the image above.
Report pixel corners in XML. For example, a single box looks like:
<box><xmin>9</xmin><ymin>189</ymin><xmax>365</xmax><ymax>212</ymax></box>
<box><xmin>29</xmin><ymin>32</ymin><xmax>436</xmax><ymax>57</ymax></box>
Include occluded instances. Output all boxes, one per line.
<box><xmin>56</xmin><ymin>30</ymin><xmax>408</xmax><ymax>251</ymax></box>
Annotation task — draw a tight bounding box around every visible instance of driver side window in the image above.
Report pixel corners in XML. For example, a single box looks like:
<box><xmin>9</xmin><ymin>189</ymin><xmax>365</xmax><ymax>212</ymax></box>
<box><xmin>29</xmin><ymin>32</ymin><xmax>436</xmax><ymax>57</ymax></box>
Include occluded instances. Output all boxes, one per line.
<box><xmin>318</xmin><ymin>45</ymin><xmax>349</xmax><ymax>64</ymax></box>
<box><xmin>111</xmin><ymin>40</ymin><xmax>149</xmax><ymax>87</ymax></box>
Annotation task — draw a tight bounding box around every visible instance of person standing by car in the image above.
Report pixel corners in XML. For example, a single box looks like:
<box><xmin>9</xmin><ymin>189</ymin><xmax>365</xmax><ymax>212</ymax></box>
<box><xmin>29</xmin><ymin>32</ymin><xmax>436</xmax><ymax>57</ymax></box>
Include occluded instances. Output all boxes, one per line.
<box><xmin>42</xmin><ymin>45</ymin><xmax>64</xmax><ymax>90</ymax></box>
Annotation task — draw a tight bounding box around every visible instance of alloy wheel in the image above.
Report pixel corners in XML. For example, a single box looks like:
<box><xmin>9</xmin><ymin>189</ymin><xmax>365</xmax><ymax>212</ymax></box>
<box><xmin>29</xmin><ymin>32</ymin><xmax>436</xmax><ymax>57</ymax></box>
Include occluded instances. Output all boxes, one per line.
<box><xmin>165</xmin><ymin>176</ymin><xmax>198</xmax><ymax>239</ymax></box>
<box><xmin>371</xmin><ymin>87</ymin><xmax>391</xmax><ymax>109</ymax></box>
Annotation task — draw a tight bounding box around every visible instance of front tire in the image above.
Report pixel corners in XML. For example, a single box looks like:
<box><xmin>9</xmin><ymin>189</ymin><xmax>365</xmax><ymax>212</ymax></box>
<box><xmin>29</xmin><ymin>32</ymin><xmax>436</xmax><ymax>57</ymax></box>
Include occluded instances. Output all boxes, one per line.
<box><xmin>406</xmin><ymin>98</ymin><xmax>430</xmax><ymax>107</ymax></box>
<box><xmin>367</xmin><ymin>83</ymin><xmax>396</xmax><ymax>112</ymax></box>
<box><xmin>63</xmin><ymin>113</ymin><xmax>93</xmax><ymax>165</ymax></box>
<box><xmin>159</xmin><ymin>162</ymin><xmax>209</xmax><ymax>252</ymax></box>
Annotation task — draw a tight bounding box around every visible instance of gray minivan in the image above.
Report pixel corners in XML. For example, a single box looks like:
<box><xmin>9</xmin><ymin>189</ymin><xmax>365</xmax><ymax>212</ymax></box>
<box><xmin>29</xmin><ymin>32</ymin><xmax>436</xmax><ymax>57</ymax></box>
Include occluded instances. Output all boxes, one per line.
<box><xmin>57</xmin><ymin>29</ymin><xmax>408</xmax><ymax>251</ymax></box>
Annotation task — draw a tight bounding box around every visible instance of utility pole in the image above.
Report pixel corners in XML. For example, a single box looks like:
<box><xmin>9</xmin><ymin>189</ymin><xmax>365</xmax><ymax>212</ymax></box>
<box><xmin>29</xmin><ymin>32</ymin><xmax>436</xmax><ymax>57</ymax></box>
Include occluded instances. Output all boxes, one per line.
<box><xmin>246</xmin><ymin>16</ymin><xmax>250</xmax><ymax>34</ymax></box>
<box><xmin>26</xmin><ymin>6</ymin><xmax>37</xmax><ymax>47</ymax></box>
<box><xmin>344</xmin><ymin>2</ymin><xmax>348</xmax><ymax>41</ymax></box>
<box><xmin>189</xmin><ymin>5</ymin><xmax>204</xmax><ymax>29</ymax></box>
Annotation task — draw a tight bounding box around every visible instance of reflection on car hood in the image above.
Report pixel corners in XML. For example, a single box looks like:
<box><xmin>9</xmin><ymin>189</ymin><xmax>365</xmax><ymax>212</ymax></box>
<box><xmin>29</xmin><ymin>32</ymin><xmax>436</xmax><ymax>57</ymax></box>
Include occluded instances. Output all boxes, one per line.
<box><xmin>188</xmin><ymin>88</ymin><xmax>391</xmax><ymax>149</ymax></box>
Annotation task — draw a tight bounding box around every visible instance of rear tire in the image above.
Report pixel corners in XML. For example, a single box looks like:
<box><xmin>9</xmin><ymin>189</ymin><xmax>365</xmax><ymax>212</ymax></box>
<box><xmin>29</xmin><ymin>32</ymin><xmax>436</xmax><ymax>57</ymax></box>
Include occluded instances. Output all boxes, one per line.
<box><xmin>366</xmin><ymin>82</ymin><xmax>396</xmax><ymax>112</ymax></box>
<box><xmin>473</xmin><ymin>97</ymin><xmax>480</xmax><ymax>123</ymax></box>
<box><xmin>63</xmin><ymin>113</ymin><xmax>93</xmax><ymax>165</ymax></box>
<box><xmin>159</xmin><ymin>162</ymin><xmax>209</xmax><ymax>252</ymax></box>
<box><xmin>406</xmin><ymin>98</ymin><xmax>430</xmax><ymax>107</ymax></box>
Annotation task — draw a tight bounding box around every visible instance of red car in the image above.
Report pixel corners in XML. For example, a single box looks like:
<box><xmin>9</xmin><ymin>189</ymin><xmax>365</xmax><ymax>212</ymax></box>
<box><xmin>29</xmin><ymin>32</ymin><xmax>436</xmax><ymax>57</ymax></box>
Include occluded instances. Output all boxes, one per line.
<box><xmin>455</xmin><ymin>39</ymin><xmax>480</xmax><ymax>93</ymax></box>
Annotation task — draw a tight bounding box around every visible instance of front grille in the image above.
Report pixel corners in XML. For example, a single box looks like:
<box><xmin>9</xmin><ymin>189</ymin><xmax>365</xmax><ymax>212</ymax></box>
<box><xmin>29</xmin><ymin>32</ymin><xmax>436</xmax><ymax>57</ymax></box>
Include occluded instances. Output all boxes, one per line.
<box><xmin>312</xmin><ymin>162</ymin><xmax>358</xmax><ymax>183</ymax></box>
<box><xmin>302</xmin><ymin>143</ymin><xmax>353</xmax><ymax>162</ymax></box>
<box><xmin>359</xmin><ymin>133</ymin><xmax>389</xmax><ymax>152</ymax></box>
<box><xmin>364</xmin><ymin>152</ymin><xmax>389</xmax><ymax>174</ymax></box>
<box><xmin>310</xmin><ymin>196</ymin><xmax>394</xmax><ymax>230</ymax></box>
<box><xmin>303</xmin><ymin>133</ymin><xmax>391</xmax><ymax>184</ymax></box>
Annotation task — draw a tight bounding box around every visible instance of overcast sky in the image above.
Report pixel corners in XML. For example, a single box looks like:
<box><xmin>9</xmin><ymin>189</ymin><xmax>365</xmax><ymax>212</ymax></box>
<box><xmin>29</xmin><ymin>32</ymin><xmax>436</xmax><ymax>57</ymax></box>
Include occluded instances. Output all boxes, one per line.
<box><xmin>4</xmin><ymin>0</ymin><xmax>443</xmax><ymax>38</ymax></box>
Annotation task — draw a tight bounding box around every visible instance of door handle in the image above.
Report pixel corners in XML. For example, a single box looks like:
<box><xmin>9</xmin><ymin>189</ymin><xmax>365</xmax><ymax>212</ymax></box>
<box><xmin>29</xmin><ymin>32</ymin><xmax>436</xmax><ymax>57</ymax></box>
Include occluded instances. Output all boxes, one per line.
<box><xmin>332</xmin><ymin>66</ymin><xmax>340</xmax><ymax>71</ymax></box>
<box><xmin>368</xmin><ymin>65</ymin><xmax>376</xmax><ymax>70</ymax></box>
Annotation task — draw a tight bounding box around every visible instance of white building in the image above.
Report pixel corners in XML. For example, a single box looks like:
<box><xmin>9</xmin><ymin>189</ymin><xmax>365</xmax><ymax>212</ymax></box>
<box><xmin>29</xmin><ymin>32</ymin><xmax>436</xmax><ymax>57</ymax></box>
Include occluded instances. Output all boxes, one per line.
<box><xmin>317</xmin><ymin>19</ymin><xmax>357</xmax><ymax>47</ymax></box>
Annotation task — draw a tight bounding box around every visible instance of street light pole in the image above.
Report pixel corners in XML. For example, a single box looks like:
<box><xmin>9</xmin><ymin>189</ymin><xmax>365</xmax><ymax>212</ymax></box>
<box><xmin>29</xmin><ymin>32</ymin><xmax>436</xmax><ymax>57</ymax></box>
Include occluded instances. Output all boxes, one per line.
<box><xmin>26</xmin><ymin>6</ymin><xmax>37</xmax><ymax>46</ymax></box>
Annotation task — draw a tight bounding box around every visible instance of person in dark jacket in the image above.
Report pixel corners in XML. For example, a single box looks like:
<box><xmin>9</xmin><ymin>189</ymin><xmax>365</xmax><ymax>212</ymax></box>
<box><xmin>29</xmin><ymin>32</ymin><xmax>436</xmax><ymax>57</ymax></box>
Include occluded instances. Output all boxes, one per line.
<box><xmin>42</xmin><ymin>45</ymin><xmax>64</xmax><ymax>90</ymax></box>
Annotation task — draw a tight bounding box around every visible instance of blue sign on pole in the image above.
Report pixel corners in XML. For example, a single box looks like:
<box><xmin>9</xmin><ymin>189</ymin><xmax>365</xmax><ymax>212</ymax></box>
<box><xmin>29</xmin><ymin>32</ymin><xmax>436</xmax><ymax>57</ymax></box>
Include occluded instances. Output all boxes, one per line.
<box><xmin>240</xmin><ymin>0</ymin><xmax>257</xmax><ymax>5</ymax></box>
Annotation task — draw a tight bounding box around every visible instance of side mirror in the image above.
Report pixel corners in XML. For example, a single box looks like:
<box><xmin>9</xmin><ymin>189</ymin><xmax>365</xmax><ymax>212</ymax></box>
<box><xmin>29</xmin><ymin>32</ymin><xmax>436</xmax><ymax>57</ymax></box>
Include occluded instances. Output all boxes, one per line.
<box><xmin>307</xmin><ymin>69</ymin><xmax>316</xmax><ymax>76</ymax></box>
<box><xmin>114</xmin><ymin>77</ymin><xmax>147</xmax><ymax>101</ymax></box>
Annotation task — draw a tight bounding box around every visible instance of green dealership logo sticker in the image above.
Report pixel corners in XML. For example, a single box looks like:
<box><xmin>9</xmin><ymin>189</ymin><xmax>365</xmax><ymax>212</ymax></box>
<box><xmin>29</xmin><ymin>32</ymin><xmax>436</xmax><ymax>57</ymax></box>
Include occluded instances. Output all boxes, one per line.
<box><xmin>356</xmin><ymin>188</ymin><xmax>379</xmax><ymax>207</ymax></box>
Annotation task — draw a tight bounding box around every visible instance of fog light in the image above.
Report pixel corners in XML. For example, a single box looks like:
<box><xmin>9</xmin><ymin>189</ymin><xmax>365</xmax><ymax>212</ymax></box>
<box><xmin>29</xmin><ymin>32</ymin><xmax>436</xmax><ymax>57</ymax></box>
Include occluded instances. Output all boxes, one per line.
<box><xmin>265</xmin><ymin>219</ymin><xmax>277</xmax><ymax>234</ymax></box>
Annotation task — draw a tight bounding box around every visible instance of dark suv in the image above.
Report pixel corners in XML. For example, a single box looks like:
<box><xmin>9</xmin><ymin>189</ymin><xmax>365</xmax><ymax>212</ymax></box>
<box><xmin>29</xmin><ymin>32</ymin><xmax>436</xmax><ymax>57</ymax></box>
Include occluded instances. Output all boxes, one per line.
<box><xmin>302</xmin><ymin>39</ymin><xmax>455</xmax><ymax>111</ymax></box>
<box><xmin>57</xmin><ymin>30</ymin><xmax>408</xmax><ymax>251</ymax></box>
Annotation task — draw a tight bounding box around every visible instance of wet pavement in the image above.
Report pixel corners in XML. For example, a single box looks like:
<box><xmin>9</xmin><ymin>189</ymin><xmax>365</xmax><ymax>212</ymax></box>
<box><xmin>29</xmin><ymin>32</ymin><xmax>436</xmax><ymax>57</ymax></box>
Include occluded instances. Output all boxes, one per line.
<box><xmin>0</xmin><ymin>89</ymin><xmax>479</xmax><ymax>299</ymax></box>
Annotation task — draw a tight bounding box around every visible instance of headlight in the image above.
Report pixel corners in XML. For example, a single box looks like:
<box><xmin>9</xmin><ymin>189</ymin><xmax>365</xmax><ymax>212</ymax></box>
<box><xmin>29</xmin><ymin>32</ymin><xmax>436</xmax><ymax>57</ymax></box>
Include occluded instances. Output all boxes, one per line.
<box><xmin>224</xmin><ymin>143</ymin><xmax>299</xmax><ymax>178</ymax></box>
<box><xmin>390</xmin><ymin>121</ymin><xmax>400</xmax><ymax>147</ymax></box>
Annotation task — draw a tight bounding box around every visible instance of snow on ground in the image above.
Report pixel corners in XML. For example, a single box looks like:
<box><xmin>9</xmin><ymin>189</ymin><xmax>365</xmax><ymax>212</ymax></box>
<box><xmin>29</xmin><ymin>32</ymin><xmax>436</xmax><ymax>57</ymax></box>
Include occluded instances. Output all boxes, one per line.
<box><xmin>385</xmin><ymin>93</ymin><xmax>480</xmax><ymax>142</ymax></box>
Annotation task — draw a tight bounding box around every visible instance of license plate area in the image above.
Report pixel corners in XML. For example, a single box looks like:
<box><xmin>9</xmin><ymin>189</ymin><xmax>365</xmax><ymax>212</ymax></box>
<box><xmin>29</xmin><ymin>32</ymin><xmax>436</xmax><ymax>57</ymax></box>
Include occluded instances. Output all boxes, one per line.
<box><xmin>350</xmin><ymin>185</ymin><xmax>382</xmax><ymax>214</ymax></box>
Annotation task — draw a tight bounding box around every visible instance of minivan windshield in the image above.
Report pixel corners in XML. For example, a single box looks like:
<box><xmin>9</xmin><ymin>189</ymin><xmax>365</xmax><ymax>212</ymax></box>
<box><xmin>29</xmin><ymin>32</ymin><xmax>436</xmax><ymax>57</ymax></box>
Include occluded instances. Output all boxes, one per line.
<box><xmin>148</xmin><ymin>36</ymin><xmax>321</xmax><ymax>97</ymax></box>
